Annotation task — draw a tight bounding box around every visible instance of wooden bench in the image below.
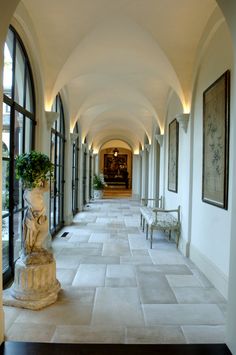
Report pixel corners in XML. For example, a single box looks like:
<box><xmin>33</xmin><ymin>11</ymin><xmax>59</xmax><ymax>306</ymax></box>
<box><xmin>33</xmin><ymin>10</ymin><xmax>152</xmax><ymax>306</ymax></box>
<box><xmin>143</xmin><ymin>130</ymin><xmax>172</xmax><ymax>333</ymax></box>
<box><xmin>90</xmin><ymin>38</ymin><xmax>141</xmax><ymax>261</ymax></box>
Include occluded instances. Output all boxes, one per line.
<box><xmin>140</xmin><ymin>197</ymin><xmax>163</xmax><ymax>232</ymax></box>
<box><xmin>140</xmin><ymin>199</ymin><xmax>180</xmax><ymax>249</ymax></box>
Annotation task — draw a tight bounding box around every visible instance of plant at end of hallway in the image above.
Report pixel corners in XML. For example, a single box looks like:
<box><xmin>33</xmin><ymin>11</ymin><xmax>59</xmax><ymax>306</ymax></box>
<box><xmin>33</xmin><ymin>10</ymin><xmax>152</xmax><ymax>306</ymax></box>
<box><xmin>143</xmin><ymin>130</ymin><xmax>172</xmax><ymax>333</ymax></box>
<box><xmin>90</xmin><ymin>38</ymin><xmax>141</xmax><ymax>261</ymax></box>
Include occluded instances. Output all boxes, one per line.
<box><xmin>15</xmin><ymin>151</ymin><xmax>54</xmax><ymax>189</ymax></box>
<box><xmin>93</xmin><ymin>173</ymin><xmax>106</xmax><ymax>190</ymax></box>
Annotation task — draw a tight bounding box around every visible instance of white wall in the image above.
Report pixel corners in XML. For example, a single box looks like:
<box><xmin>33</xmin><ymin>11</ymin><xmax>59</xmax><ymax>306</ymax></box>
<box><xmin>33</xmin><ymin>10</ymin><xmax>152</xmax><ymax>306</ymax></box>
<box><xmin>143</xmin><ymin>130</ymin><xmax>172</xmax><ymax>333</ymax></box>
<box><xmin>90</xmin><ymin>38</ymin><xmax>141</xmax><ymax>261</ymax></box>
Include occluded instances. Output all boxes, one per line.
<box><xmin>164</xmin><ymin>93</ymin><xmax>191</xmax><ymax>255</ymax></box>
<box><xmin>190</xmin><ymin>22</ymin><xmax>233</xmax><ymax>297</ymax></box>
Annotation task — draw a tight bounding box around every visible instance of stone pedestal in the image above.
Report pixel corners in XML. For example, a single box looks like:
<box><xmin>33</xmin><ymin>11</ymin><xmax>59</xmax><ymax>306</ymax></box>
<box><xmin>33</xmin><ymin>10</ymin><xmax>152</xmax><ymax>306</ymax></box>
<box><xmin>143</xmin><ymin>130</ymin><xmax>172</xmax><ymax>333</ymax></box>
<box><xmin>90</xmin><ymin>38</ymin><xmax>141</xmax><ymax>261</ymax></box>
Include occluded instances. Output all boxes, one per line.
<box><xmin>3</xmin><ymin>186</ymin><xmax>60</xmax><ymax>310</ymax></box>
<box><xmin>3</xmin><ymin>259</ymin><xmax>60</xmax><ymax>310</ymax></box>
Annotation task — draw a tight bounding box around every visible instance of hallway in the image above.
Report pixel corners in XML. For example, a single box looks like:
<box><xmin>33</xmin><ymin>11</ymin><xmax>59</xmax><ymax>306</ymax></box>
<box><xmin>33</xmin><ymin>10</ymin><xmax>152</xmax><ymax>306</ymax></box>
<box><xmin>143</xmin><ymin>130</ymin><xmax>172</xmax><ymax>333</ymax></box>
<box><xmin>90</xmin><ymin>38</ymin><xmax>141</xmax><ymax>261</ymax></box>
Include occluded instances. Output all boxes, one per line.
<box><xmin>4</xmin><ymin>198</ymin><xmax>226</xmax><ymax>344</ymax></box>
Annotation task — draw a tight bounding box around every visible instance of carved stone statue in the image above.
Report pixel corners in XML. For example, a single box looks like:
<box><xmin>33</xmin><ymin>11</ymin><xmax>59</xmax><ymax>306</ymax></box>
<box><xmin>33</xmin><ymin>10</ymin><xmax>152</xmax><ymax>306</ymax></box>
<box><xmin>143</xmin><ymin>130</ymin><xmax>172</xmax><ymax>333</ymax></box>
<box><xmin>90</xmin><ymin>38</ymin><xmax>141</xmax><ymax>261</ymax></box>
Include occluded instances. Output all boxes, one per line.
<box><xmin>21</xmin><ymin>186</ymin><xmax>53</xmax><ymax>265</ymax></box>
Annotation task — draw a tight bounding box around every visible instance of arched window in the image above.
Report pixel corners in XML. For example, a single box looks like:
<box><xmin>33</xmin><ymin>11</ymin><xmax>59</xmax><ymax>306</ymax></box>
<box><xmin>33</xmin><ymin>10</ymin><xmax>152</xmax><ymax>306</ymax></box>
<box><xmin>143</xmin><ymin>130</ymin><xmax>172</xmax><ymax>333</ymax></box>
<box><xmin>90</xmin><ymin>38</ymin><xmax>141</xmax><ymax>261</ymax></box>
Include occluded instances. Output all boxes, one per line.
<box><xmin>50</xmin><ymin>94</ymin><xmax>65</xmax><ymax>235</ymax></box>
<box><xmin>2</xmin><ymin>26</ymin><xmax>36</xmax><ymax>284</ymax></box>
<box><xmin>72</xmin><ymin>123</ymin><xmax>79</xmax><ymax>215</ymax></box>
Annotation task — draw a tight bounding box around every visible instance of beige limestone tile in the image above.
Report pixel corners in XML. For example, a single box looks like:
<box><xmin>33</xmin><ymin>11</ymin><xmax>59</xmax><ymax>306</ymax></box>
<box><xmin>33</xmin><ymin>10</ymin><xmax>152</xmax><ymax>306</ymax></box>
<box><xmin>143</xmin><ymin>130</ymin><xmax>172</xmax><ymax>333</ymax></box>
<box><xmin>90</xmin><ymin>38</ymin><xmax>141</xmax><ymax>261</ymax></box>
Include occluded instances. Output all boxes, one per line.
<box><xmin>15</xmin><ymin>302</ymin><xmax>93</xmax><ymax>326</ymax></box>
<box><xmin>172</xmin><ymin>287</ymin><xmax>226</xmax><ymax>304</ymax></box>
<box><xmin>126</xmin><ymin>326</ymin><xmax>186</xmax><ymax>344</ymax></box>
<box><xmin>52</xmin><ymin>325</ymin><xmax>125</xmax><ymax>343</ymax></box>
<box><xmin>128</xmin><ymin>235</ymin><xmax>150</xmax><ymax>250</ymax></box>
<box><xmin>182</xmin><ymin>325</ymin><xmax>226</xmax><ymax>343</ymax></box>
<box><xmin>166</xmin><ymin>275</ymin><xmax>203</xmax><ymax>288</ymax></box>
<box><xmin>5</xmin><ymin>322</ymin><xmax>56</xmax><ymax>342</ymax></box>
<box><xmin>72</xmin><ymin>264</ymin><xmax>106</xmax><ymax>287</ymax></box>
<box><xmin>102</xmin><ymin>241</ymin><xmax>131</xmax><ymax>257</ymax></box>
<box><xmin>58</xmin><ymin>287</ymin><xmax>95</xmax><ymax>303</ymax></box>
<box><xmin>89</xmin><ymin>233</ymin><xmax>110</xmax><ymax>243</ymax></box>
<box><xmin>143</xmin><ymin>304</ymin><xmax>225</xmax><ymax>326</ymax></box>
<box><xmin>120</xmin><ymin>256</ymin><xmax>153</xmax><ymax>265</ymax></box>
<box><xmin>92</xmin><ymin>287</ymin><xmax>144</xmax><ymax>327</ymax></box>
<box><xmin>106</xmin><ymin>264</ymin><xmax>135</xmax><ymax>278</ymax></box>
<box><xmin>3</xmin><ymin>306</ymin><xmax>21</xmax><ymax>332</ymax></box>
<box><xmin>55</xmin><ymin>255</ymin><xmax>81</xmax><ymax>269</ymax></box>
<box><xmin>105</xmin><ymin>277</ymin><xmax>137</xmax><ymax>287</ymax></box>
<box><xmin>62</xmin><ymin>247</ymin><xmax>102</xmax><ymax>256</ymax></box>
<box><xmin>56</xmin><ymin>268</ymin><xmax>77</xmax><ymax>286</ymax></box>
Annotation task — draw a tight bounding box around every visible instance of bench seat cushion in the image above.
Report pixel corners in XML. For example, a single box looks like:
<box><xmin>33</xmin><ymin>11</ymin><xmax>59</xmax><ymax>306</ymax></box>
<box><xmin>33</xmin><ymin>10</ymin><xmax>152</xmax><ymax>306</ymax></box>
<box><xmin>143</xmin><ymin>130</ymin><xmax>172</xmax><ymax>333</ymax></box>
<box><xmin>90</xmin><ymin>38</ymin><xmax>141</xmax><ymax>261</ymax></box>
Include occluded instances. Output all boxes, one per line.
<box><xmin>150</xmin><ymin>212</ymin><xmax>178</xmax><ymax>229</ymax></box>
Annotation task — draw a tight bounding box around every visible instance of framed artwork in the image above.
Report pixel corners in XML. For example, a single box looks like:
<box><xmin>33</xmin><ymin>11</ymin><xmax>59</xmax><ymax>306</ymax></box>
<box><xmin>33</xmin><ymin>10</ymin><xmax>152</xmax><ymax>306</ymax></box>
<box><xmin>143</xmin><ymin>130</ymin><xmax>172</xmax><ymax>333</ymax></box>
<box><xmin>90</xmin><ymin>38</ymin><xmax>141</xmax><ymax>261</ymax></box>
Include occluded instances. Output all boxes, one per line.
<box><xmin>202</xmin><ymin>70</ymin><xmax>230</xmax><ymax>209</ymax></box>
<box><xmin>104</xmin><ymin>154</ymin><xmax>127</xmax><ymax>176</ymax></box>
<box><xmin>168</xmin><ymin>118</ymin><xmax>179</xmax><ymax>192</ymax></box>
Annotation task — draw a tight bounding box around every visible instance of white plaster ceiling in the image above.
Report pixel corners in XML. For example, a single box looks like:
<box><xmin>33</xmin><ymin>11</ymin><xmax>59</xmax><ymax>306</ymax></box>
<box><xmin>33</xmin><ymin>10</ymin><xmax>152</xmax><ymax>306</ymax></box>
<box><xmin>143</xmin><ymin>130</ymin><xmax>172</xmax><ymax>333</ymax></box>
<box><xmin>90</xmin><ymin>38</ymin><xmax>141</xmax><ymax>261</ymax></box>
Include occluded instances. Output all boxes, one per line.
<box><xmin>19</xmin><ymin>0</ymin><xmax>218</xmax><ymax>151</ymax></box>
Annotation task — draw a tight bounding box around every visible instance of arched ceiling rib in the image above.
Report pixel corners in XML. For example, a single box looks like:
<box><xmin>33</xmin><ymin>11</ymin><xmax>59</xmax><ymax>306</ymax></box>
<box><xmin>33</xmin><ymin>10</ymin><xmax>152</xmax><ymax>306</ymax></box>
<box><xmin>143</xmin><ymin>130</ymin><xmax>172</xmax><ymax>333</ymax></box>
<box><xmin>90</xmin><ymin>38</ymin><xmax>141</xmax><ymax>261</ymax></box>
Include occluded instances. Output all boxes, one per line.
<box><xmin>19</xmin><ymin>0</ymin><xmax>217</xmax><ymax>148</ymax></box>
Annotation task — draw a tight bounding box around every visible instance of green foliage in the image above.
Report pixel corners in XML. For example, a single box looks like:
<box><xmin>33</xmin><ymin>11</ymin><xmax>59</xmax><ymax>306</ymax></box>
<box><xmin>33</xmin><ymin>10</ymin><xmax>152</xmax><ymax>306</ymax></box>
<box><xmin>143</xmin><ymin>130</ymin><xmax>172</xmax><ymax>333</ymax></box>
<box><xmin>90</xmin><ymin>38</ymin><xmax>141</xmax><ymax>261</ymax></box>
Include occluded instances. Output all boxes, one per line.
<box><xmin>93</xmin><ymin>173</ymin><xmax>106</xmax><ymax>190</ymax></box>
<box><xmin>15</xmin><ymin>151</ymin><xmax>54</xmax><ymax>189</ymax></box>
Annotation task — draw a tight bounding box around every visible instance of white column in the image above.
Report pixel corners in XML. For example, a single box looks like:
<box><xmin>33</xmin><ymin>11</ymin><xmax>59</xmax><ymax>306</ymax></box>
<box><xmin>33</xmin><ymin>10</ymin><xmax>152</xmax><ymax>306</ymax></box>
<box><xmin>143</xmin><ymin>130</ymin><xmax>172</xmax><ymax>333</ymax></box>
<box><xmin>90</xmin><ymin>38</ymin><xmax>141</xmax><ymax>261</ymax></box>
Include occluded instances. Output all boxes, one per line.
<box><xmin>78</xmin><ymin>143</ymin><xmax>84</xmax><ymax>211</ymax></box>
<box><xmin>132</xmin><ymin>154</ymin><xmax>141</xmax><ymax>199</ymax></box>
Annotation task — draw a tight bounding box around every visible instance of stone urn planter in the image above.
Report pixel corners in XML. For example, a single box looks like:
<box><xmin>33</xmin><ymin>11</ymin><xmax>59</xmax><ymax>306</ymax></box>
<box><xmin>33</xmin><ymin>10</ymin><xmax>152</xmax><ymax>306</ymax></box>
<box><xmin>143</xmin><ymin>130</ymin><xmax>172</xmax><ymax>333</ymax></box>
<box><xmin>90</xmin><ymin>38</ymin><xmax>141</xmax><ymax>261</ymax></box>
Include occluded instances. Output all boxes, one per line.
<box><xmin>93</xmin><ymin>189</ymin><xmax>104</xmax><ymax>199</ymax></box>
<box><xmin>3</xmin><ymin>151</ymin><xmax>60</xmax><ymax>310</ymax></box>
<box><xmin>93</xmin><ymin>173</ymin><xmax>106</xmax><ymax>199</ymax></box>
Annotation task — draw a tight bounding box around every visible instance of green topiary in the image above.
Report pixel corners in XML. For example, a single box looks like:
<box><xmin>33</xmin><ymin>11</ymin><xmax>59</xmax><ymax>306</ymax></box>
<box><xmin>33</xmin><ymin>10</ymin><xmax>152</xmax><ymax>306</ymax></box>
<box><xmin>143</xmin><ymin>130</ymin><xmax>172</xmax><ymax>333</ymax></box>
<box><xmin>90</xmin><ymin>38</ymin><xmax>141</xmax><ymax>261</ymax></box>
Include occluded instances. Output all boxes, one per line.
<box><xmin>15</xmin><ymin>151</ymin><xmax>54</xmax><ymax>189</ymax></box>
<box><xmin>93</xmin><ymin>173</ymin><xmax>106</xmax><ymax>190</ymax></box>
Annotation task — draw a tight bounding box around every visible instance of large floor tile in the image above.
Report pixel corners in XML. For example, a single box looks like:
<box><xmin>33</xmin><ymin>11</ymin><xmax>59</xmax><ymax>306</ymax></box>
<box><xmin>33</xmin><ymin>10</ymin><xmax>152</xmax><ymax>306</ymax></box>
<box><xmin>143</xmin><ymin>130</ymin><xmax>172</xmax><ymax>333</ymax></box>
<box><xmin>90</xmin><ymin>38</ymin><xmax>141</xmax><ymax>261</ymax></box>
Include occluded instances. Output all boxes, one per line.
<box><xmin>120</xmin><ymin>256</ymin><xmax>153</xmax><ymax>265</ymax></box>
<box><xmin>106</xmin><ymin>264</ymin><xmax>136</xmax><ymax>278</ymax></box>
<box><xmin>14</xmin><ymin>302</ymin><xmax>93</xmax><ymax>326</ymax></box>
<box><xmin>72</xmin><ymin>264</ymin><xmax>106</xmax><ymax>287</ymax></box>
<box><xmin>6</xmin><ymin>322</ymin><xmax>56</xmax><ymax>342</ymax></box>
<box><xmin>102</xmin><ymin>241</ymin><xmax>131</xmax><ymax>257</ymax></box>
<box><xmin>143</xmin><ymin>304</ymin><xmax>225</xmax><ymax>325</ymax></box>
<box><xmin>52</xmin><ymin>325</ymin><xmax>125</xmax><ymax>343</ymax></box>
<box><xmin>92</xmin><ymin>287</ymin><xmax>144</xmax><ymax>326</ymax></box>
<box><xmin>182</xmin><ymin>325</ymin><xmax>226</xmax><ymax>343</ymax></box>
<box><xmin>126</xmin><ymin>326</ymin><xmax>186</xmax><ymax>344</ymax></box>
<box><xmin>166</xmin><ymin>275</ymin><xmax>203</xmax><ymax>287</ymax></box>
<box><xmin>172</xmin><ymin>287</ymin><xmax>226</xmax><ymax>304</ymax></box>
<box><xmin>139</xmin><ymin>286</ymin><xmax>177</xmax><ymax>304</ymax></box>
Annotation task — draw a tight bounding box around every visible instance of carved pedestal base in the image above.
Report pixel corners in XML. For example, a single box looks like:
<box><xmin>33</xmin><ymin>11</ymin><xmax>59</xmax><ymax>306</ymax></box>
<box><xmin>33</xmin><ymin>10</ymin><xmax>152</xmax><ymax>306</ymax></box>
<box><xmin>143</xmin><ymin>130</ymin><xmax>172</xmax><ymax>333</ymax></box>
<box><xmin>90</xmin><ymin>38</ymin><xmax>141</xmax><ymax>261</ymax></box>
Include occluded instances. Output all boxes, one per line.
<box><xmin>3</xmin><ymin>258</ymin><xmax>60</xmax><ymax>310</ymax></box>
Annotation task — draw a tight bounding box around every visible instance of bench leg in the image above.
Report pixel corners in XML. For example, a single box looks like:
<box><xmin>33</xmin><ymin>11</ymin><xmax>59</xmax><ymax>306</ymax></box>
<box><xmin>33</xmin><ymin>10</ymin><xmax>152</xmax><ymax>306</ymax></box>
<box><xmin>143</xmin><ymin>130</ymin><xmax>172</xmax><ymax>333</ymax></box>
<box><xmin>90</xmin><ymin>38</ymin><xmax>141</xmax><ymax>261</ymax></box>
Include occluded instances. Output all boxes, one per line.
<box><xmin>169</xmin><ymin>230</ymin><xmax>171</xmax><ymax>240</ymax></box>
<box><xmin>140</xmin><ymin>214</ymin><xmax>143</xmax><ymax>227</ymax></box>
<box><xmin>176</xmin><ymin>229</ymin><xmax>180</xmax><ymax>248</ymax></box>
<box><xmin>150</xmin><ymin>227</ymin><xmax>153</xmax><ymax>249</ymax></box>
<box><xmin>142</xmin><ymin>219</ymin><xmax>145</xmax><ymax>232</ymax></box>
<box><xmin>146</xmin><ymin>224</ymin><xmax>149</xmax><ymax>240</ymax></box>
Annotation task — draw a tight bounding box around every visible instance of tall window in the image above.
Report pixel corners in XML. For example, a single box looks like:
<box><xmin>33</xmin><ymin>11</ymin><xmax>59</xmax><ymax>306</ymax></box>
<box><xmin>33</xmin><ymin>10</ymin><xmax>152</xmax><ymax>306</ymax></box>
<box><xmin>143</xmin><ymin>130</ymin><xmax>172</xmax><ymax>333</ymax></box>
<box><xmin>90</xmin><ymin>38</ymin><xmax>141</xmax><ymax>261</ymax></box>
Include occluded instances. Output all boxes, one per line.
<box><xmin>50</xmin><ymin>95</ymin><xmax>65</xmax><ymax>235</ymax></box>
<box><xmin>72</xmin><ymin>123</ymin><xmax>79</xmax><ymax>215</ymax></box>
<box><xmin>2</xmin><ymin>26</ymin><xmax>36</xmax><ymax>284</ymax></box>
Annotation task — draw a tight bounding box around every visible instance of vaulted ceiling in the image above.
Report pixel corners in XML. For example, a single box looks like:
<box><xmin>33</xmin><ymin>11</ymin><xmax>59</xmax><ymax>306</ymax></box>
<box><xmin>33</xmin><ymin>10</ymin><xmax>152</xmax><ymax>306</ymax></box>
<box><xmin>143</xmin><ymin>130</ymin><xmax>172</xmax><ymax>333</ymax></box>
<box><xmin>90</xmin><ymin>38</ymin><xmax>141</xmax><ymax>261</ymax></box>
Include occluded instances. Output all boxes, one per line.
<box><xmin>17</xmin><ymin>0</ymin><xmax>219</xmax><ymax>151</ymax></box>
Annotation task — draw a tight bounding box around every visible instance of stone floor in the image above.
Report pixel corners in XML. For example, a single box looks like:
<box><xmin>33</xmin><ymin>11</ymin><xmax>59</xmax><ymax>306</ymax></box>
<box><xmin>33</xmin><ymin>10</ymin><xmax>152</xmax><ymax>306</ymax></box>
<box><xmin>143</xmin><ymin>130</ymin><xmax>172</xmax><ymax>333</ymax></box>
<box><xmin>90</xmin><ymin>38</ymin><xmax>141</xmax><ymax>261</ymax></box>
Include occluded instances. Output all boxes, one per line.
<box><xmin>4</xmin><ymin>198</ymin><xmax>227</xmax><ymax>344</ymax></box>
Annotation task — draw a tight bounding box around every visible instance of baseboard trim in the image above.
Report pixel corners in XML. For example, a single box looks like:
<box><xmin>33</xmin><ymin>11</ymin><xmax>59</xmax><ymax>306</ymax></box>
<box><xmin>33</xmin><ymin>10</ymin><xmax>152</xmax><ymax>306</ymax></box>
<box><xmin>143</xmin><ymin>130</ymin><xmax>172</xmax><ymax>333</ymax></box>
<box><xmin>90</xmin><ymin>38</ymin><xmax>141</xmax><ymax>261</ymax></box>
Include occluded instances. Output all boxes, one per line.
<box><xmin>189</xmin><ymin>244</ymin><xmax>228</xmax><ymax>298</ymax></box>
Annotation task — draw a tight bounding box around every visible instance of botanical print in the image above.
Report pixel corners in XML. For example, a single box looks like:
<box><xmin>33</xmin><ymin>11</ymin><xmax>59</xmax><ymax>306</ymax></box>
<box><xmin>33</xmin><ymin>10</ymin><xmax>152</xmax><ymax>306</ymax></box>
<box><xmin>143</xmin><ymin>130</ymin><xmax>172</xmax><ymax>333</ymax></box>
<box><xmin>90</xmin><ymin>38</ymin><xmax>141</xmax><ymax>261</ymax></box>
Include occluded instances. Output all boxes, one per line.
<box><xmin>202</xmin><ymin>71</ymin><xmax>230</xmax><ymax>209</ymax></box>
<box><xmin>168</xmin><ymin>119</ymin><xmax>178</xmax><ymax>192</ymax></box>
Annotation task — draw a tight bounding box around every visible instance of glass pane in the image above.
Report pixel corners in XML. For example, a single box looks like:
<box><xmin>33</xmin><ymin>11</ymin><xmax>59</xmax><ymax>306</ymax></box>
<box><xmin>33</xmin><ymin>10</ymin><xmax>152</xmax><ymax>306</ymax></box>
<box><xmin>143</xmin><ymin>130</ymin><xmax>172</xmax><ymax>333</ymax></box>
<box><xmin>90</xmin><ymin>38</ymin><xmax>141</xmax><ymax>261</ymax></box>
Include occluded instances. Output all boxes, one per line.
<box><xmin>50</xmin><ymin>198</ymin><xmax>54</xmax><ymax>230</ymax></box>
<box><xmin>14</xmin><ymin>41</ymin><xmax>25</xmax><ymax>107</ymax></box>
<box><xmin>2</xmin><ymin>159</ymin><xmax>10</xmax><ymax>213</ymax></box>
<box><xmin>56</xmin><ymin>196</ymin><xmax>59</xmax><ymax>225</ymax></box>
<box><xmin>51</xmin><ymin>133</ymin><xmax>55</xmax><ymax>165</ymax></box>
<box><xmin>25</xmin><ymin>117</ymin><xmax>33</xmax><ymax>153</ymax></box>
<box><xmin>25</xmin><ymin>71</ymin><xmax>33</xmax><ymax>112</ymax></box>
<box><xmin>3</xmin><ymin>29</ymin><xmax>14</xmax><ymax>98</ymax></box>
<box><xmin>13</xmin><ymin>211</ymin><xmax>23</xmax><ymax>261</ymax></box>
<box><xmin>56</xmin><ymin>165</ymin><xmax>60</xmax><ymax>194</ymax></box>
<box><xmin>2</xmin><ymin>216</ymin><xmax>10</xmax><ymax>272</ymax></box>
<box><xmin>57</xmin><ymin>136</ymin><xmax>60</xmax><ymax>164</ymax></box>
<box><xmin>14</xmin><ymin>111</ymin><xmax>24</xmax><ymax>156</ymax></box>
<box><xmin>2</xmin><ymin>105</ymin><xmax>10</xmax><ymax>158</ymax></box>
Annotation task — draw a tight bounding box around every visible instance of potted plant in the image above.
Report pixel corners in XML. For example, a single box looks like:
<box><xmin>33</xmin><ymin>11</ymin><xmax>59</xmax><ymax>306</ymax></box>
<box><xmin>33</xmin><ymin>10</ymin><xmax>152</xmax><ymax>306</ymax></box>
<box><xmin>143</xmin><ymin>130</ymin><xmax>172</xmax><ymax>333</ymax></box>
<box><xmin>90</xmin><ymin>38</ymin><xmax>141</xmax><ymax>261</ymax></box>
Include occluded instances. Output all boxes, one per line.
<box><xmin>93</xmin><ymin>173</ymin><xmax>106</xmax><ymax>199</ymax></box>
<box><xmin>15</xmin><ymin>150</ymin><xmax>54</xmax><ymax>189</ymax></box>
